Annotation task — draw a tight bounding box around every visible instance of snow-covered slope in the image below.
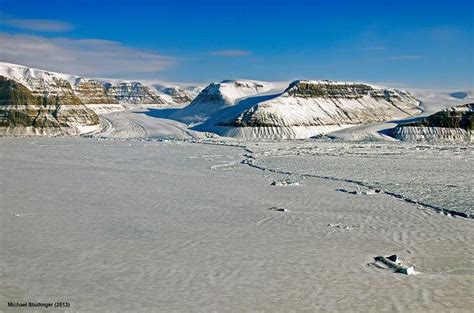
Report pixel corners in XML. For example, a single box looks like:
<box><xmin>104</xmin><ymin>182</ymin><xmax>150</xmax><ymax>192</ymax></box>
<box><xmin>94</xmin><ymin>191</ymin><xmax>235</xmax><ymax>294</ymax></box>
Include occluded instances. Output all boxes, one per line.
<box><xmin>170</xmin><ymin>80</ymin><xmax>273</xmax><ymax>124</ymax></box>
<box><xmin>0</xmin><ymin>62</ymin><xmax>82</xmax><ymax>103</ymax></box>
<box><xmin>191</xmin><ymin>80</ymin><xmax>421</xmax><ymax>139</ymax></box>
<box><xmin>386</xmin><ymin>103</ymin><xmax>473</xmax><ymax>143</ymax></box>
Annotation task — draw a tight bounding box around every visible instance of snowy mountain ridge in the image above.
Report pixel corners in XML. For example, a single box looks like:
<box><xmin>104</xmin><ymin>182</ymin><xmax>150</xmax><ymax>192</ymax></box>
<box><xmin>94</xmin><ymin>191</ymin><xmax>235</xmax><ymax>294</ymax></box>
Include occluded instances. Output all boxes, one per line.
<box><xmin>183</xmin><ymin>79</ymin><xmax>422</xmax><ymax>139</ymax></box>
<box><xmin>170</xmin><ymin>80</ymin><xmax>274</xmax><ymax>124</ymax></box>
<box><xmin>0</xmin><ymin>62</ymin><xmax>199</xmax><ymax>106</ymax></box>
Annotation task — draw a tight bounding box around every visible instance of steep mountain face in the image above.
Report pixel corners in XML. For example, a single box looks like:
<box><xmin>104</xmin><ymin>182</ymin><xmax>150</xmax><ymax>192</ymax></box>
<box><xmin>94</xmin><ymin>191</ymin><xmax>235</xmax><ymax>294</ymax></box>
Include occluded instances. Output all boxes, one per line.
<box><xmin>170</xmin><ymin>80</ymin><xmax>273</xmax><ymax>124</ymax></box>
<box><xmin>74</xmin><ymin>78</ymin><xmax>118</xmax><ymax>104</ymax></box>
<box><xmin>153</xmin><ymin>84</ymin><xmax>203</xmax><ymax>105</ymax></box>
<box><xmin>191</xmin><ymin>80</ymin><xmax>421</xmax><ymax>139</ymax></box>
<box><xmin>0</xmin><ymin>62</ymin><xmax>207</xmax><ymax>135</ymax></box>
<box><xmin>0</xmin><ymin>76</ymin><xmax>100</xmax><ymax>136</ymax></box>
<box><xmin>387</xmin><ymin>103</ymin><xmax>473</xmax><ymax>142</ymax></box>
<box><xmin>0</xmin><ymin>62</ymin><xmax>197</xmax><ymax>107</ymax></box>
<box><xmin>232</xmin><ymin>80</ymin><xmax>420</xmax><ymax>127</ymax></box>
<box><xmin>103</xmin><ymin>81</ymin><xmax>167</xmax><ymax>105</ymax></box>
<box><xmin>0</xmin><ymin>63</ymin><xmax>83</xmax><ymax>104</ymax></box>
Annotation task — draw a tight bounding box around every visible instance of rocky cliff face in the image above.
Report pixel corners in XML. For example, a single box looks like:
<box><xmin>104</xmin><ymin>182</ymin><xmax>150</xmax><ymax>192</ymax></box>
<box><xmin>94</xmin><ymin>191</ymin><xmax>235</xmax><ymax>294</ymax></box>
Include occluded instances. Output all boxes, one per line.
<box><xmin>74</xmin><ymin>78</ymin><xmax>118</xmax><ymax>104</ymax></box>
<box><xmin>231</xmin><ymin>80</ymin><xmax>420</xmax><ymax>127</ymax></box>
<box><xmin>387</xmin><ymin>103</ymin><xmax>473</xmax><ymax>142</ymax></box>
<box><xmin>103</xmin><ymin>81</ymin><xmax>168</xmax><ymax>105</ymax></box>
<box><xmin>0</xmin><ymin>62</ymin><xmax>201</xmax><ymax>107</ymax></box>
<box><xmin>0</xmin><ymin>62</ymin><xmax>206</xmax><ymax>135</ymax></box>
<box><xmin>0</xmin><ymin>76</ymin><xmax>100</xmax><ymax>136</ymax></box>
<box><xmin>0</xmin><ymin>63</ymin><xmax>83</xmax><ymax>105</ymax></box>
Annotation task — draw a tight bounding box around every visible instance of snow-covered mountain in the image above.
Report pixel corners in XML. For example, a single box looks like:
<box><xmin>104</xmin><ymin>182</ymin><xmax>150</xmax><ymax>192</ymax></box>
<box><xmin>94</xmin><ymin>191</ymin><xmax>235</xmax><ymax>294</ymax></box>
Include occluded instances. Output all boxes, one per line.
<box><xmin>102</xmin><ymin>81</ymin><xmax>167</xmax><ymax>105</ymax></box>
<box><xmin>387</xmin><ymin>103</ymin><xmax>473</xmax><ymax>143</ymax></box>
<box><xmin>74</xmin><ymin>78</ymin><xmax>118</xmax><ymax>104</ymax></box>
<box><xmin>0</xmin><ymin>62</ymin><xmax>83</xmax><ymax>103</ymax></box>
<box><xmin>0</xmin><ymin>62</ymin><xmax>203</xmax><ymax>135</ymax></box>
<box><xmin>0</xmin><ymin>62</ymin><xmax>427</xmax><ymax>139</ymax></box>
<box><xmin>0</xmin><ymin>74</ymin><xmax>100</xmax><ymax>136</ymax></box>
<box><xmin>185</xmin><ymin>80</ymin><xmax>421</xmax><ymax>139</ymax></box>
<box><xmin>170</xmin><ymin>80</ymin><xmax>273</xmax><ymax>124</ymax></box>
<box><xmin>0</xmin><ymin>62</ymin><xmax>202</xmax><ymax>107</ymax></box>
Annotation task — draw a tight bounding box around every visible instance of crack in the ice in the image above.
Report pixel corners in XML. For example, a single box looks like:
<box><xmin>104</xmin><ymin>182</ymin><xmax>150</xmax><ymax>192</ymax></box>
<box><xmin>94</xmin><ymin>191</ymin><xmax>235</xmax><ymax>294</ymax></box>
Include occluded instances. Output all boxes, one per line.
<box><xmin>238</xmin><ymin>147</ymin><xmax>472</xmax><ymax>220</ymax></box>
<box><xmin>80</xmin><ymin>134</ymin><xmax>472</xmax><ymax>220</ymax></box>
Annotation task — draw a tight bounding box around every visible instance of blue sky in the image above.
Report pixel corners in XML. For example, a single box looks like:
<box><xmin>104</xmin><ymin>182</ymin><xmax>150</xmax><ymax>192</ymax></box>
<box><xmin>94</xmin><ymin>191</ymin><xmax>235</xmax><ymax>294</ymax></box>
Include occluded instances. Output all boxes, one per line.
<box><xmin>0</xmin><ymin>0</ymin><xmax>472</xmax><ymax>88</ymax></box>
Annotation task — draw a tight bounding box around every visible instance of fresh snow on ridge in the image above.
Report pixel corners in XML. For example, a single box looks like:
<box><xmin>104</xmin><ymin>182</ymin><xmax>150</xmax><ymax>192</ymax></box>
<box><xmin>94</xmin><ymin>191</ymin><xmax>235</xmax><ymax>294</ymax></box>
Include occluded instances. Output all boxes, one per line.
<box><xmin>170</xmin><ymin>80</ymin><xmax>274</xmax><ymax>124</ymax></box>
<box><xmin>0</xmin><ymin>62</ymin><xmax>200</xmax><ymax>106</ymax></box>
<box><xmin>0</xmin><ymin>61</ymin><xmax>80</xmax><ymax>93</ymax></box>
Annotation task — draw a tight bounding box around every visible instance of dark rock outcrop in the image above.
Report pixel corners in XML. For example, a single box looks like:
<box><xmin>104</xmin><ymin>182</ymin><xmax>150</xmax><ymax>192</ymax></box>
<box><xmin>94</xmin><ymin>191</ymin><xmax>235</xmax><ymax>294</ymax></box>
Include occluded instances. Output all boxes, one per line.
<box><xmin>386</xmin><ymin>103</ymin><xmax>473</xmax><ymax>142</ymax></box>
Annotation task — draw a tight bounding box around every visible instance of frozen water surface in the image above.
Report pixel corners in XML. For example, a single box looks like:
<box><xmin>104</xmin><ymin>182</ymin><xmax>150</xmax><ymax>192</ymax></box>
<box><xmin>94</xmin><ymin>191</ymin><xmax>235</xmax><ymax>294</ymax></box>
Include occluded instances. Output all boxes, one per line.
<box><xmin>1</xmin><ymin>137</ymin><xmax>473</xmax><ymax>312</ymax></box>
<box><xmin>249</xmin><ymin>141</ymin><xmax>473</xmax><ymax>216</ymax></box>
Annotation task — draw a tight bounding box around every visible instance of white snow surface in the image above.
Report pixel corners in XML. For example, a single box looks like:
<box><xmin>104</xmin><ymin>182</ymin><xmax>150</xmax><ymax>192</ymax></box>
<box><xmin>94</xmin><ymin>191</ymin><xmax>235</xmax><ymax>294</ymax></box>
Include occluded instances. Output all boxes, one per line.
<box><xmin>1</xmin><ymin>65</ymin><xmax>472</xmax><ymax>309</ymax></box>
<box><xmin>170</xmin><ymin>80</ymin><xmax>275</xmax><ymax>124</ymax></box>
<box><xmin>1</xmin><ymin>137</ymin><xmax>472</xmax><ymax>312</ymax></box>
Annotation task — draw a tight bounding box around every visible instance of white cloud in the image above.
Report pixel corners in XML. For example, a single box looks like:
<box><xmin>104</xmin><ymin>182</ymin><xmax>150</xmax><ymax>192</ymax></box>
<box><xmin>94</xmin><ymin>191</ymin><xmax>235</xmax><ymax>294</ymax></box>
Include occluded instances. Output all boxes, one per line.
<box><xmin>0</xmin><ymin>33</ymin><xmax>176</xmax><ymax>78</ymax></box>
<box><xmin>0</xmin><ymin>18</ymin><xmax>74</xmax><ymax>32</ymax></box>
<box><xmin>211</xmin><ymin>49</ymin><xmax>251</xmax><ymax>57</ymax></box>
